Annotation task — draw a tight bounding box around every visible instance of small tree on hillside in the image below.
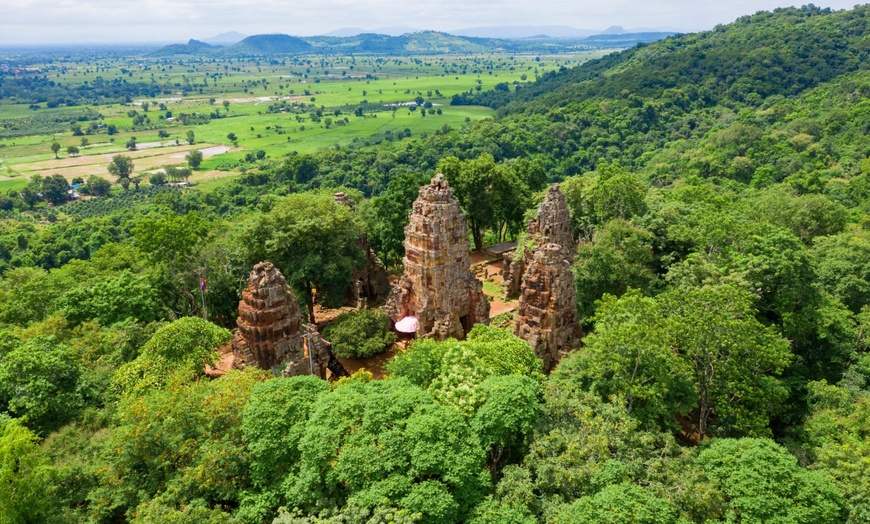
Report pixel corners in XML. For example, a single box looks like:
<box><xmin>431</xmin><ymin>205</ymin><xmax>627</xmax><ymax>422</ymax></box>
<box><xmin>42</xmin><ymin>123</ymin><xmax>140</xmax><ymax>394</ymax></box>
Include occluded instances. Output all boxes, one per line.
<box><xmin>149</xmin><ymin>172</ymin><xmax>166</xmax><ymax>186</ymax></box>
<box><xmin>84</xmin><ymin>176</ymin><xmax>112</xmax><ymax>196</ymax></box>
<box><xmin>107</xmin><ymin>155</ymin><xmax>134</xmax><ymax>190</ymax></box>
<box><xmin>50</xmin><ymin>142</ymin><xmax>60</xmax><ymax>159</ymax></box>
<box><xmin>186</xmin><ymin>149</ymin><xmax>203</xmax><ymax>170</ymax></box>
<box><xmin>40</xmin><ymin>175</ymin><xmax>70</xmax><ymax>206</ymax></box>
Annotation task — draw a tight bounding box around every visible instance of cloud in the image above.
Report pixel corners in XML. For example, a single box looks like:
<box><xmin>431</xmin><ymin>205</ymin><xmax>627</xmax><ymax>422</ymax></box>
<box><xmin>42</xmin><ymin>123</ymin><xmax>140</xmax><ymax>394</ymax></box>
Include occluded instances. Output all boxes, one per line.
<box><xmin>0</xmin><ymin>0</ymin><xmax>864</xmax><ymax>45</ymax></box>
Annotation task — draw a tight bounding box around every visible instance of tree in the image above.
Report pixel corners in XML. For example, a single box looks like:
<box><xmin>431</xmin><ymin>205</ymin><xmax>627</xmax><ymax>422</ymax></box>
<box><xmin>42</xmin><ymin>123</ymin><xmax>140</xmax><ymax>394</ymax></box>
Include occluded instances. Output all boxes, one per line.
<box><xmin>0</xmin><ymin>266</ymin><xmax>73</xmax><ymax>326</ymax></box>
<box><xmin>660</xmin><ymin>284</ymin><xmax>792</xmax><ymax>438</ymax></box>
<box><xmin>803</xmin><ymin>369</ymin><xmax>870</xmax><ymax>523</ymax></box>
<box><xmin>368</xmin><ymin>170</ymin><xmax>430</xmax><ymax>266</ymax></box>
<box><xmin>241</xmin><ymin>192</ymin><xmax>366</xmax><ymax>323</ymax></box>
<box><xmin>570</xmin><ymin>289</ymin><xmax>695</xmax><ymax>430</ymax></box>
<box><xmin>471</xmin><ymin>375</ymin><xmax>542</xmax><ymax>475</ymax></box>
<box><xmin>149</xmin><ymin>171</ymin><xmax>166</xmax><ymax>186</ymax></box>
<box><xmin>125</xmin><ymin>136</ymin><xmax>137</xmax><ymax>150</ymax></box>
<box><xmin>559</xmin><ymin>174</ymin><xmax>598</xmax><ymax>241</ymax></box>
<box><xmin>97</xmin><ymin>369</ymin><xmax>264</xmax><ymax>519</ymax></box>
<box><xmin>0</xmin><ymin>418</ymin><xmax>61</xmax><ymax>522</ymax></box>
<box><xmin>106</xmin><ymin>124</ymin><xmax>118</xmax><ymax>135</ymax></box>
<box><xmin>110</xmin><ymin>317</ymin><xmax>231</xmax><ymax>397</ymax></box>
<box><xmin>50</xmin><ymin>141</ymin><xmax>60</xmax><ymax>158</ymax></box>
<box><xmin>813</xmin><ymin>227</ymin><xmax>870</xmax><ymax>313</ymax></box>
<box><xmin>165</xmin><ymin>165</ymin><xmax>191</xmax><ymax>182</ymax></box>
<box><xmin>84</xmin><ymin>175</ymin><xmax>112</xmax><ymax>196</ymax></box>
<box><xmin>80</xmin><ymin>137</ymin><xmax>89</xmax><ymax>147</ymax></box>
<box><xmin>58</xmin><ymin>270</ymin><xmax>158</xmax><ymax>326</ymax></box>
<box><xmin>186</xmin><ymin>130</ymin><xmax>195</xmax><ymax>145</ymax></box>
<box><xmin>550</xmin><ymin>483</ymin><xmax>679</xmax><ymax>524</ymax></box>
<box><xmin>592</xmin><ymin>162</ymin><xmax>647</xmax><ymax>222</ymax></box>
<box><xmin>745</xmin><ymin>188</ymin><xmax>848</xmax><ymax>242</ymax></box>
<box><xmin>222</xmin><ymin>99</ymin><xmax>230</xmax><ymax>112</ymax></box>
<box><xmin>387</xmin><ymin>325</ymin><xmax>544</xmax><ymax>424</ymax></box>
<box><xmin>18</xmin><ymin>186</ymin><xmax>40</xmax><ymax>209</ymax></box>
<box><xmin>241</xmin><ymin>376</ymin><xmax>331</xmax><ymax>522</ymax></box>
<box><xmin>439</xmin><ymin>154</ymin><xmax>531</xmax><ymax>250</ymax></box>
<box><xmin>574</xmin><ymin>219</ymin><xmax>656</xmax><ymax>322</ymax></box>
<box><xmin>226</xmin><ymin>132</ymin><xmax>237</xmax><ymax>142</ymax></box>
<box><xmin>282</xmin><ymin>378</ymin><xmax>489</xmax><ymax>524</ymax></box>
<box><xmin>696</xmin><ymin>438</ymin><xmax>844</xmax><ymax>523</ymax></box>
<box><xmin>66</xmin><ymin>145</ymin><xmax>79</xmax><ymax>157</ymax></box>
<box><xmin>0</xmin><ymin>336</ymin><xmax>84</xmax><ymax>435</ymax></box>
<box><xmin>185</xmin><ymin>149</ymin><xmax>203</xmax><ymax>170</ymax></box>
<box><xmin>272</xmin><ymin>154</ymin><xmax>320</xmax><ymax>184</ymax></box>
<box><xmin>491</xmin><ymin>368</ymin><xmax>668</xmax><ymax>517</ymax></box>
<box><xmin>131</xmin><ymin>212</ymin><xmax>209</xmax><ymax>313</ymax></box>
<box><xmin>107</xmin><ymin>155</ymin><xmax>134</xmax><ymax>190</ymax></box>
<box><xmin>40</xmin><ymin>174</ymin><xmax>70</xmax><ymax>205</ymax></box>
<box><xmin>323</xmin><ymin>309</ymin><xmax>396</xmax><ymax>358</ymax></box>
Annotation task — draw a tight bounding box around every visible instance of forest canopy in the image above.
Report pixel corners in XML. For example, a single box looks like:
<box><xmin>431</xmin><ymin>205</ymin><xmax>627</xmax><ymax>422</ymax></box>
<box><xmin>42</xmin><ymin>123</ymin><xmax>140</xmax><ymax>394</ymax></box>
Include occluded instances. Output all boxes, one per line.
<box><xmin>0</xmin><ymin>4</ymin><xmax>869</xmax><ymax>524</ymax></box>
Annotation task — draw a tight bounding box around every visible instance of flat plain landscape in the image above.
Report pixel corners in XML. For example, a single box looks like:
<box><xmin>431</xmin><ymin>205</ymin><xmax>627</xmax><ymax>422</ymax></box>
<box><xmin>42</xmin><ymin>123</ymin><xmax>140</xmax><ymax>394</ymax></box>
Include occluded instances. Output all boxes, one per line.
<box><xmin>0</xmin><ymin>51</ymin><xmax>603</xmax><ymax>192</ymax></box>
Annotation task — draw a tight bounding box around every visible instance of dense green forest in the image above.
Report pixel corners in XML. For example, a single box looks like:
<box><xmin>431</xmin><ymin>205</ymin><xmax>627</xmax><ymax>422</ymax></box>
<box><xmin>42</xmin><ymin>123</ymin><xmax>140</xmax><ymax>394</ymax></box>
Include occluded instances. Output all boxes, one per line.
<box><xmin>2</xmin><ymin>4</ymin><xmax>870</xmax><ymax>524</ymax></box>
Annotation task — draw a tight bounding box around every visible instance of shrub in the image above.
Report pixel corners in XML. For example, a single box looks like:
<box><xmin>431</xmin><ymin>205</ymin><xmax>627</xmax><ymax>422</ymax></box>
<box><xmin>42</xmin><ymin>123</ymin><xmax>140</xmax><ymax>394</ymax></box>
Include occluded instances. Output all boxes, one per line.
<box><xmin>324</xmin><ymin>308</ymin><xmax>396</xmax><ymax>359</ymax></box>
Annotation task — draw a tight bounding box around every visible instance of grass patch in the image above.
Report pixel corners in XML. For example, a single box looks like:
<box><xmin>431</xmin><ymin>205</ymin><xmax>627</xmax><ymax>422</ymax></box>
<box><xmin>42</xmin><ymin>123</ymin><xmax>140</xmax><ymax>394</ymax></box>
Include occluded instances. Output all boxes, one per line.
<box><xmin>482</xmin><ymin>280</ymin><xmax>504</xmax><ymax>297</ymax></box>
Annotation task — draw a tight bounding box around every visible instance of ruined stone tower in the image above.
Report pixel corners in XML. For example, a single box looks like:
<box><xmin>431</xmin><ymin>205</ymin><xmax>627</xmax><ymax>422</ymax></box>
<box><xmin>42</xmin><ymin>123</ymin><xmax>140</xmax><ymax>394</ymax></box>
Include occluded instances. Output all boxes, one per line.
<box><xmin>513</xmin><ymin>243</ymin><xmax>582</xmax><ymax>373</ymax></box>
<box><xmin>233</xmin><ymin>262</ymin><xmax>348</xmax><ymax>378</ymax></box>
<box><xmin>332</xmin><ymin>192</ymin><xmax>390</xmax><ymax>306</ymax></box>
<box><xmin>511</xmin><ymin>184</ymin><xmax>581</xmax><ymax>373</ymax></box>
<box><xmin>385</xmin><ymin>174</ymin><xmax>490</xmax><ymax>340</ymax></box>
<box><xmin>505</xmin><ymin>184</ymin><xmax>574</xmax><ymax>297</ymax></box>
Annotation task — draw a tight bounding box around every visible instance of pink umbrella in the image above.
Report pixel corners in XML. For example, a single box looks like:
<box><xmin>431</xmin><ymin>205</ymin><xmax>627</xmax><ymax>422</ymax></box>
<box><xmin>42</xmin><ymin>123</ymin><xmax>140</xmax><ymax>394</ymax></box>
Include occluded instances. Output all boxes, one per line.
<box><xmin>395</xmin><ymin>316</ymin><xmax>418</xmax><ymax>334</ymax></box>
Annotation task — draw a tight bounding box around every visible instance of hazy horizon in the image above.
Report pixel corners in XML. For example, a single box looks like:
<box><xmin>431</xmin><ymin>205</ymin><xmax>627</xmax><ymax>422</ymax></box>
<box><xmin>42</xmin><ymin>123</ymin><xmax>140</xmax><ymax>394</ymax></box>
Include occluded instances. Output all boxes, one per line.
<box><xmin>1</xmin><ymin>0</ymin><xmax>866</xmax><ymax>46</ymax></box>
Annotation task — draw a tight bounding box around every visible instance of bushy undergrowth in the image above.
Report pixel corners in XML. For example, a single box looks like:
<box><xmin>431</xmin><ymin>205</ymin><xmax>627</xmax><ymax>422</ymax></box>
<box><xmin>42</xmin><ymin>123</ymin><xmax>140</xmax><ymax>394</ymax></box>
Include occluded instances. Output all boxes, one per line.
<box><xmin>323</xmin><ymin>308</ymin><xmax>396</xmax><ymax>359</ymax></box>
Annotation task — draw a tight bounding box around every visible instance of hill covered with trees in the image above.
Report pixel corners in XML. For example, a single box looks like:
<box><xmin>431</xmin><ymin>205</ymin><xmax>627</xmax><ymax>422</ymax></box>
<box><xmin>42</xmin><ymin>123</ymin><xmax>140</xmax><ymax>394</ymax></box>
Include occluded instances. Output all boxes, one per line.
<box><xmin>1</xmin><ymin>4</ymin><xmax>870</xmax><ymax>524</ymax></box>
<box><xmin>152</xmin><ymin>29</ymin><xmax>675</xmax><ymax>57</ymax></box>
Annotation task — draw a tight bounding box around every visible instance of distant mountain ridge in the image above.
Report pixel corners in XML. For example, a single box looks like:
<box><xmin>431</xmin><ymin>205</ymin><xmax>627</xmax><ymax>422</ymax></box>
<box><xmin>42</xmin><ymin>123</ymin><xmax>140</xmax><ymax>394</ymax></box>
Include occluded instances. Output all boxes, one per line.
<box><xmin>448</xmin><ymin>25</ymin><xmax>598</xmax><ymax>39</ymax></box>
<box><xmin>152</xmin><ymin>29</ymin><xmax>674</xmax><ymax>57</ymax></box>
<box><xmin>234</xmin><ymin>34</ymin><xmax>311</xmax><ymax>54</ymax></box>
<box><xmin>201</xmin><ymin>31</ymin><xmax>247</xmax><ymax>45</ymax></box>
<box><xmin>324</xmin><ymin>24</ymin><xmax>684</xmax><ymax>39</ymax></box>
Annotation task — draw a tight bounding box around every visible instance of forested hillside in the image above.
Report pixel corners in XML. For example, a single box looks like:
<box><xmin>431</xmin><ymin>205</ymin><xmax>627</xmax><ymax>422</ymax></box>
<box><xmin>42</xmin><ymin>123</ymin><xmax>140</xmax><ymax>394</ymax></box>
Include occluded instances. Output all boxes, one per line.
<box><xmin>1</xmin><ymin>4</ymin><xmax>870</xmax><ymax>524</ymax></box>
<box><xmin>151</xmin><ymin>30</ymin><xmax>669</xmax><ymax>57</ymax></box>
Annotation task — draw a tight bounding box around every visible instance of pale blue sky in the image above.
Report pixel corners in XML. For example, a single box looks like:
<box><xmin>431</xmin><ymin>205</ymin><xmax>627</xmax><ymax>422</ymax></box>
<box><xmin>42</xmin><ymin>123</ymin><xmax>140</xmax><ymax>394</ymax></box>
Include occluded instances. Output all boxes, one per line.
<box><xmin>0</xmin><ymin>0</ymin><xmax>864</xmax><ymax>45</ymax></box>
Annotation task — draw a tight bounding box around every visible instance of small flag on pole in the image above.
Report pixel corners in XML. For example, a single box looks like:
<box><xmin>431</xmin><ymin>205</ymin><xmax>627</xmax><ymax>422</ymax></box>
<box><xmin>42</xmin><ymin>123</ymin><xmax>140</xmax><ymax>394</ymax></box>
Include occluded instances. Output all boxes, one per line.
<box><xmin>201</xmin><ymin>278</ymin><xmax>206</xmax><ymax>292</ymax></box>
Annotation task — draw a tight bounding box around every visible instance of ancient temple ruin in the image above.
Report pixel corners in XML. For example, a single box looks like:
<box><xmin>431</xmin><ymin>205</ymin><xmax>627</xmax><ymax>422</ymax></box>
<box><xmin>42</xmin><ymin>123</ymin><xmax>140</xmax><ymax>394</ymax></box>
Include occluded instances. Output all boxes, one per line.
<box><xmin>232</xmin><ymin>262</ymin><xmax>348</xmax><ymax>378</ymax></box>
<box><xmin>332</xmin><ymin>192</ymin><xmax>390</xmax><ymax>307</ymax></box>
<box><xmin>385</xmin><ymin>174</ymin><xmax>490</xmax><ymax>340</ymax></box>
<box><xmin>504</xmin><ymin>183</ymin><xmax>574</xmax><ymax>297</ymax></box>
<box><xmin>513</xmin><ymin>243</ymin><xmax>582</xmax><ymax>373</ymax></box>
<box><xmin>509</xmin><ymin>183</ymin><xmax>581</xmax><ymax>373</ymax></box>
